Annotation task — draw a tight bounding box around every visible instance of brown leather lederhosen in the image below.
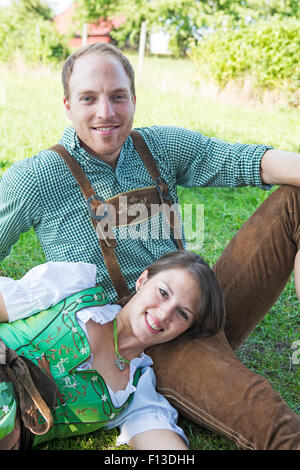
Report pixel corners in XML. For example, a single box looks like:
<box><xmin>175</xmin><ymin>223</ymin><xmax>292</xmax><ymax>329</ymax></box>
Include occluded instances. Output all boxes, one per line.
<box><xmin>50</xmin><ymin>130</ymin><xmax>184</xmax><ymax>301</ymax></box>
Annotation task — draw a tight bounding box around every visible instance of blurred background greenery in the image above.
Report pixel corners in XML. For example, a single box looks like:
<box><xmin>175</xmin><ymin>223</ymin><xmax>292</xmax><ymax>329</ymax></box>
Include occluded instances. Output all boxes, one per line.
<box><xmin>0</xmin><ymin>0</ymin><xmax>299</xmax><ymax>105</ymax></box>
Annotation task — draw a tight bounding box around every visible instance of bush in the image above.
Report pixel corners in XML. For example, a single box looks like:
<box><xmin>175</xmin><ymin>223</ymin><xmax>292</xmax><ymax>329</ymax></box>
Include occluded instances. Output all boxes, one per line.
<box><xmin>189</xmin><ymin>17</ymin><xmax>300</xmax><ymax>100</ymax></box>
<box><xmin>0</xmin><ymin>8</ymin><xmax>70</xmax><ymax>65</ymax></box>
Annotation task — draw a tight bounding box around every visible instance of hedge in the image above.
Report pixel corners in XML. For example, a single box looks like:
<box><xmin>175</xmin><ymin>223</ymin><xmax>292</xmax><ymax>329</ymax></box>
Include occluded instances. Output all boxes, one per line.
<box><xmin>189</xmin><ymin>17</ymin><xmax>300</xmax><ymax>98</ymax></box>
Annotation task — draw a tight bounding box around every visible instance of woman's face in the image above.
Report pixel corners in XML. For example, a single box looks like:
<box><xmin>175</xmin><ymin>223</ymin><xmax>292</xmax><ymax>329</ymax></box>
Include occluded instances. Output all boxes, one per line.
<box><xmin>127</xmin><ymin>268</ymin><xmax>199</xmax><ymax>347</ymax></box>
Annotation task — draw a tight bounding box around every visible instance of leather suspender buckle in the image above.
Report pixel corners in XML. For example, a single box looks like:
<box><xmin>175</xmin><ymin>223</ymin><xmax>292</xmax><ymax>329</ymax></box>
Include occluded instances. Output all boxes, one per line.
<box><xmin>87</xmin><ymin>195</ymin><xmax>117</xmax><ymax>248</ymax></box>
<box><xmin>155</xmin><ymin>177</ymin><xmax>171</xmax><ymax>202</ymax></box>
<box><xmin>87</xmin><ymin>195</ymin><xmax>109</xmax><ymax>221</ymax></box>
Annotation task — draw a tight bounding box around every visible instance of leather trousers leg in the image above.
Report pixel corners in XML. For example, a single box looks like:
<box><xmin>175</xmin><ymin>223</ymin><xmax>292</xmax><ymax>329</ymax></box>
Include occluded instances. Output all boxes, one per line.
<box><xmin>147</xmin><ymin>185</ymin><xmax>300</xmax><ymax>450</ymax></box>
<box><xmin>216</xmin><ymin>184</ymin><xmax>300</xmax><ymax>350</ymax></box>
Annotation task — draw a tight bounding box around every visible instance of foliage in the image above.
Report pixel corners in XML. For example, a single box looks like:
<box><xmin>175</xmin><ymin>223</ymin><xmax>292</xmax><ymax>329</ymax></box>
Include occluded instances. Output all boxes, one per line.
<box><xmin>76</xmin><ymin>0</ymin><xmax>300</xmax><ymax>56</ymax></box>
<box><xmin>150</xmin><ymin>0</ymin><xmax>300</xmax><ymax>55</ymax></box>
<box><xmin>75</xmin><ymin>0</ymin><xmax>151</xmax><ymax>48</ymax></box>
<box><xmin>189</xmin><ymin>17</ymin><xmax>300</xmax><ymax>102</ymax></box>
<box><xmin>243</xmin><ymin>0</ymin><xmax>300</xmax><ymax>19</ymax></box>
<box><xmin>12</xmin><ymin>0</ymin><xmax>53</xmax><ymax>19</ymax></box>
<box><xmin>0</xmin><ymin>0</ymin><xmax>70</xmax><ymax>64</ymax></box>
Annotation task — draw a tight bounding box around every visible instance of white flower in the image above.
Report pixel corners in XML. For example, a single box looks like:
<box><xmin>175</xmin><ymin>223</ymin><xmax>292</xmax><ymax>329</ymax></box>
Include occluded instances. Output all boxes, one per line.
<box><xmin>91</xmin><ymin>375</ymin><xmax>98</xmax><ymax>382</ymax></box>
<box><xmin>101</xmin><ymin>394</ymin><xmax>108</xmax><ymax>402</ymax></box>
<box><xmin>2</xmin><ymin>405</ymin><xmax>9</xmax><ymax>414</ymax></box>
<box><xmin>72</xmin><ymin>326</ymin><xmax>78</xmax><ymax>333</ymax></box>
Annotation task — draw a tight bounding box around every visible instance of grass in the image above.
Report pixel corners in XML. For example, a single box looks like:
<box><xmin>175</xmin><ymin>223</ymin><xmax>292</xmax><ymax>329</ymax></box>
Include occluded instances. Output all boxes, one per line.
<box><xmin>0</xmin><ymin>53</ymin><xmax>299</xmax><ymax>450</ymax></box>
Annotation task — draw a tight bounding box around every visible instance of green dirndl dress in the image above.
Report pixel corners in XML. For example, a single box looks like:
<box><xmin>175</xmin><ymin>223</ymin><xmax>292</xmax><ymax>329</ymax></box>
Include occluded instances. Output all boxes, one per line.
<box><xmin>0</xmin><ymin>286</ymin><xmax>140</xmax><ymax>447</ymax></box>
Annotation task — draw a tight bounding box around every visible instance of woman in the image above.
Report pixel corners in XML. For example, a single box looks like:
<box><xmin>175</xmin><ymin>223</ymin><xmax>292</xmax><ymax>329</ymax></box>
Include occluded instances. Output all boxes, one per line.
<box><xmin>0</xmin><ymin>250</ymin><xmax>225</xmax><ymax>450</ymax></box>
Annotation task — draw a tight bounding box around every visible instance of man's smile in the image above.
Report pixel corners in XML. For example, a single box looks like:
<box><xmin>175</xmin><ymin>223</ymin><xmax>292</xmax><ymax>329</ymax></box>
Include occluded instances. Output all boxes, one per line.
<box><xmin>91</xmin><ymin>125</ymin><xmax>120</xmax><ymax>134</ymax></box>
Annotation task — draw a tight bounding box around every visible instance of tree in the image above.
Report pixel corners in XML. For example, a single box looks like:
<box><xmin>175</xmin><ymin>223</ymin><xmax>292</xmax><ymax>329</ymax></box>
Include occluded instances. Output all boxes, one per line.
<box><xmin>0</xmin><ymin>0</ymin><xmax>70</xmax><ymax>64</ymax></box>
<box><xmin>75</xmin><ymin>0</ymin><xmax>300</xmax><ymax>55</ymax></box>
<box><xmin>76</xmin><ymin>0</ymin><xmax>152</xmax><ymax>48</ymax></box>
<box><xmin>10</xmin><ymin>0</ymin><xmax>53</xmax><ymax>20</ymax></box>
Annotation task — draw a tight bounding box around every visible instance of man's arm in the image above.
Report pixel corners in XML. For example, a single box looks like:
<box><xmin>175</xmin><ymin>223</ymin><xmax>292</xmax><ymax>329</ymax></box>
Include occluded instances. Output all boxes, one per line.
<box><xmin>150</xmin><ymin>126</ymin><xmax>273</xmax><ymax>190</ymax></box>
<box><xmin>261</xmin><ymin>149</ymin><xmax>300</xmax><ymax>186</ymax></box>
<box><xmin>0</xmin><ymin>159</ymin><xmax>41</xmax><ymax>260</ymax></box>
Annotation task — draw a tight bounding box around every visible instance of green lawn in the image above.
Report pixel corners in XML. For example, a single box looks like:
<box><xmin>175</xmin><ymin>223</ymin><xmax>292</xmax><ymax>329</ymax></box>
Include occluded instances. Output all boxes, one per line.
<box><xmin>0</xmin><ymin>53</ymin><xmax>299</xmax><ymax>450</ymax></box>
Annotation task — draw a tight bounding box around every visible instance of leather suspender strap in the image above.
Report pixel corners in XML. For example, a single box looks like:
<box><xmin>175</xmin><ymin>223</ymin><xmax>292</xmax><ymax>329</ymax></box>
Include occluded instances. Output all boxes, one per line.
<box><xmin>130</xmin><ymin>130</ymin><xmax>168</xmax><ymax>197</ymax></box>
<box><xmin>50</xmin><ymin>144</ymin><xmax>131</xmax><ymax>300</ymax></box>
<box><xmin>130</xmin><ymin>131</ymin><xmax>184</xmax><ymax>248</ymax></box>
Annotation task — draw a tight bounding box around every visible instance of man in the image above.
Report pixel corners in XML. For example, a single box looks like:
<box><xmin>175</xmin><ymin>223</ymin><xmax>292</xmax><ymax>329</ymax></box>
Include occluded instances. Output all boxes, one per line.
<box><xmin>0</xmin><ymin>43</ymin><xmax>299</xmax><ymax>449</ymax></box>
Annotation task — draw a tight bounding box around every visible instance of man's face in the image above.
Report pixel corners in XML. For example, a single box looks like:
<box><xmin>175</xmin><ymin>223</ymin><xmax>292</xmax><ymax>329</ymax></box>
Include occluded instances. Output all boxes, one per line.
<box><xmin>64</xmin><ymin>53</ymin><xmax>136</xmax><ymax>165</ymax></box>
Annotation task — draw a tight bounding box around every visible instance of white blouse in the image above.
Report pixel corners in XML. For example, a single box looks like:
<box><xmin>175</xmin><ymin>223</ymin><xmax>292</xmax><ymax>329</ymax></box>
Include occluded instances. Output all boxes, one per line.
<box><xmin>0</xmin><ymin>262</ymin><xmax>188</xmax><ymax>447</ymax></box>
<box><xmin>1</xmin><ymin>261</ymin><xmax>97</xmax><ymax>321</ymax></box>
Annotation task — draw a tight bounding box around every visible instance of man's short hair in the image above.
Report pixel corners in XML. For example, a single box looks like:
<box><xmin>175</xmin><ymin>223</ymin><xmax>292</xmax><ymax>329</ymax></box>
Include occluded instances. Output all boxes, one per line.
<box><xmin>62</xmin><ymin>43</ymin><xmax>136</xmax><ymax>101</ymax></box>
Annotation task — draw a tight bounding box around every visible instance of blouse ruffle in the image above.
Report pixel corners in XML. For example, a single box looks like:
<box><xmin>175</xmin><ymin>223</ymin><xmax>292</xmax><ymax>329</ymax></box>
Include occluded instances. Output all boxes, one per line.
<box><xmin>0</xmin><ymin>262</ymin><xmax>97</xmax><ymax>322</ymax></box>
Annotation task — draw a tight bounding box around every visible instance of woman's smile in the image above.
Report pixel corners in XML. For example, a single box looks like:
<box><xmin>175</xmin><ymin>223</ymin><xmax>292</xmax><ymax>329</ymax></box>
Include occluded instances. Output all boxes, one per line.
<box><xmin>144</xmin><ymin>311</ymin><xmax>163</xmax><ymax>334</ymax></box>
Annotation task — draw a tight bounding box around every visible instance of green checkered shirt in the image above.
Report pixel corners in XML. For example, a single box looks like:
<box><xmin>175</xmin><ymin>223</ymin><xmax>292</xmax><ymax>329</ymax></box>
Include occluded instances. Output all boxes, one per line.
<box><xmin>0</xmin><ymin>126</ymin><xmax>272</xmax><ymax>301</ymax></box>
